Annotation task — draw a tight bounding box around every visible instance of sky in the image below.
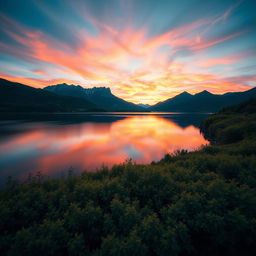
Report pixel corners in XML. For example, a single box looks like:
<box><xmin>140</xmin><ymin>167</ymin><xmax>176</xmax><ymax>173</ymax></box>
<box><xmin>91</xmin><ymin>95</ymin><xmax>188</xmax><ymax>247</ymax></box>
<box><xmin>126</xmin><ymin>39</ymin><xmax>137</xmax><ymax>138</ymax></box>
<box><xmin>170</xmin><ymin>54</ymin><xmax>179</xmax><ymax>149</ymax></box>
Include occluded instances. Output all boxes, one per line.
<box><xmin>0</xmin><ymin>0</ymin><xmax>256</xmax><ymax>104</ymax></box>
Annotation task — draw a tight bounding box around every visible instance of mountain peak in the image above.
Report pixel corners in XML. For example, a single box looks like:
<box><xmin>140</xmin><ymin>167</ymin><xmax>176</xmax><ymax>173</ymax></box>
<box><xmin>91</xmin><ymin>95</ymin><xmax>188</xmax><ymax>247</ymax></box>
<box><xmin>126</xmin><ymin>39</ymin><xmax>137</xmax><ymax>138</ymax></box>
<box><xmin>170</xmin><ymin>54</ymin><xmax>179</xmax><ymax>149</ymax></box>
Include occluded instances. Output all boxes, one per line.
<box><xmin>42</xmin><ymin>82</ymin><xmax>143</xmax><ymax>111</ymax></box>
<box><xmin>174</xmin><ymin>91</ymin><xmax>192</xmax><ymax>99</ymax></box>
<box><xmin>195</xmin><ymin>90</ymin><xmax>212</xmax><ymax>96</ymax></box>
<box><xmin>180</xmin><ymin>91</ymin><xmax>191</xmax><ymax>96</ymax></box>
<box><xmin>44</xmin><ymin>83</ymin><xmax>112</xmax><ymax>94</ymax></box>
<box><xmin>52</xmin><ymin>83</ymin><xmax>83</xmax><ymax>88</ymax></box>
<box><xmin>86</xmin><ymin>87</ymin><xmax>112</xmax><ymax>96</ymax></box>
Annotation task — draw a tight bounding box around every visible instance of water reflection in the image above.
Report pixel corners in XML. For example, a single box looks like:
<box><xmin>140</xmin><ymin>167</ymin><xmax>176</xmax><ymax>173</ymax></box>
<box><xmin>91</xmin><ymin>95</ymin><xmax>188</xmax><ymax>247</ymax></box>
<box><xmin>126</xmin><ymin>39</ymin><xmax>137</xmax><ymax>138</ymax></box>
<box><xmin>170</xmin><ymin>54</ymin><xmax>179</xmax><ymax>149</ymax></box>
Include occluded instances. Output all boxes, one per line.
<box><xmin>0</xmin><ymin>114</ymin><xmax>209</xmax><ymax>183</ymax></box>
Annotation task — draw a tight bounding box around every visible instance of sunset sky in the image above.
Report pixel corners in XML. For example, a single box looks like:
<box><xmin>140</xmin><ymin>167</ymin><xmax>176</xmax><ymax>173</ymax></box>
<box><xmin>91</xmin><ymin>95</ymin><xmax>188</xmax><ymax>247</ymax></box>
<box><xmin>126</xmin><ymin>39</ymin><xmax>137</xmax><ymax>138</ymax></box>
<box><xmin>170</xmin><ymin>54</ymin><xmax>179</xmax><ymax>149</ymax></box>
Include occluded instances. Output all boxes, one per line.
<box><xmin>0</xmin><ymin>0</ymin><xmax>256</xmax><ymax>104</ymax></box>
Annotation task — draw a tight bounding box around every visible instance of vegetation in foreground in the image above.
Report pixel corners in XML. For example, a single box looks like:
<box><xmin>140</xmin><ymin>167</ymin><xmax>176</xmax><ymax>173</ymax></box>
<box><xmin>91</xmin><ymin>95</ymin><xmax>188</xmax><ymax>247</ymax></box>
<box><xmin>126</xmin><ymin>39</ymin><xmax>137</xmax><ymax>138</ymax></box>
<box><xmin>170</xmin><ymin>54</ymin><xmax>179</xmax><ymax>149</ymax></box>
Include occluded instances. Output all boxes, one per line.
<box><xmin>0</xmin><ymin>99</ymin><xmax>256</xmax><ymax>256</ymax></box>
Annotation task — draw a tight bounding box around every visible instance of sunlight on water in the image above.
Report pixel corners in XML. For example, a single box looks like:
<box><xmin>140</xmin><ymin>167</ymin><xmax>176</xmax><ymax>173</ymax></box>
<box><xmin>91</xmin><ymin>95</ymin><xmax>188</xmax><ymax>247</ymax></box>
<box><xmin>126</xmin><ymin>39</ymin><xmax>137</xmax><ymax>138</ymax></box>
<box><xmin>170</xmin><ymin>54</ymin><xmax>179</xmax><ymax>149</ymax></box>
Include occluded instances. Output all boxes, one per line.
<box><xmin>0</xmin><ymin>114</ymin><xmax>209</xmax><ymax>182</ymax></box>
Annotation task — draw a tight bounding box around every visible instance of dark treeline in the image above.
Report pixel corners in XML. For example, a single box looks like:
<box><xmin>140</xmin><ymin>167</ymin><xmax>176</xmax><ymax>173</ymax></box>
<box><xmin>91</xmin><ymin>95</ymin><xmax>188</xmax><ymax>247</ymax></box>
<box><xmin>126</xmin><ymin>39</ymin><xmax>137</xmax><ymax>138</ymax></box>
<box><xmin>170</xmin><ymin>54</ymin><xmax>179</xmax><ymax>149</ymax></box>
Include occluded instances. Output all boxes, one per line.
<box><xmin>1</xmin><ymin>99</ymin><xmax>256</xmax><ymax>256</ymax></box>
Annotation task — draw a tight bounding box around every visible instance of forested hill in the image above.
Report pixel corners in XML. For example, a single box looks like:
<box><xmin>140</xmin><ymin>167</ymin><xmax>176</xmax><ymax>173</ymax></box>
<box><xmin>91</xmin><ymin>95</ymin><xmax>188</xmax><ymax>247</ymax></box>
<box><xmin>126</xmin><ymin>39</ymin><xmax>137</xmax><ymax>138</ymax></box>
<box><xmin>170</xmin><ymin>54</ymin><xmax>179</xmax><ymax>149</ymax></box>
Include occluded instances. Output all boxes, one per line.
<box><xmin>200</xmin><ymin>98</ymin><xmax>256</xmax><ymax>144</ymax></box>
<box><xmin>219</xmin><ymin>97</ymin><xmax>256</xmax><ymax>114</ymax></box>
<box><xmin>1</xmin><ymin>99</ymin><xmax>256</xmax><ymax>256</ymax></box>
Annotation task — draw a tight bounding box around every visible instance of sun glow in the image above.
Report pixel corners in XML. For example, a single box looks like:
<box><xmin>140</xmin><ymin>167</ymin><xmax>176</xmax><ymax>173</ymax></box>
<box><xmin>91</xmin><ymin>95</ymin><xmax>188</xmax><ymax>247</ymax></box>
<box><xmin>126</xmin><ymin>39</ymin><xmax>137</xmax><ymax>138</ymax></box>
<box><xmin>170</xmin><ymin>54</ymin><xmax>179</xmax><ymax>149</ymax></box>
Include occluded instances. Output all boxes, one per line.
<box><xmin>0</xmin><ymin>1</ymin><xmax>255</xmax><ymax>104</ymax></box>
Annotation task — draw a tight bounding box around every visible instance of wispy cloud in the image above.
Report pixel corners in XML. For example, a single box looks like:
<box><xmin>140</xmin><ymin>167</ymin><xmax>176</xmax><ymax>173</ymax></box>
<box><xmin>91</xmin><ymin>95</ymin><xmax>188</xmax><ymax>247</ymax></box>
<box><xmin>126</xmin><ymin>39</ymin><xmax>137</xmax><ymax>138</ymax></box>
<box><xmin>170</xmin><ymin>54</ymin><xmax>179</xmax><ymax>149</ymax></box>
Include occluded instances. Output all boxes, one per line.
<box><xmin>0</xmin><ymin>0</ymin><xmax>254</xmax><ymax>104</ymax></box>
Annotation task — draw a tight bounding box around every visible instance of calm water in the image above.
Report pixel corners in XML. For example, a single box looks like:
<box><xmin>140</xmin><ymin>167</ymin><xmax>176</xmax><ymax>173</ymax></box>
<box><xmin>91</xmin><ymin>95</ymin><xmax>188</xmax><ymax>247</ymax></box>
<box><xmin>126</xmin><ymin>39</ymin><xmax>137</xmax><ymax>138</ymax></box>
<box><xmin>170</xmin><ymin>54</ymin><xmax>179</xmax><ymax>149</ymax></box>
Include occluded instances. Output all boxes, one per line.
<box><xmin>0</xmin><ymin>112</ymin><xmax>209</xmax><ymax>184</ymax></box>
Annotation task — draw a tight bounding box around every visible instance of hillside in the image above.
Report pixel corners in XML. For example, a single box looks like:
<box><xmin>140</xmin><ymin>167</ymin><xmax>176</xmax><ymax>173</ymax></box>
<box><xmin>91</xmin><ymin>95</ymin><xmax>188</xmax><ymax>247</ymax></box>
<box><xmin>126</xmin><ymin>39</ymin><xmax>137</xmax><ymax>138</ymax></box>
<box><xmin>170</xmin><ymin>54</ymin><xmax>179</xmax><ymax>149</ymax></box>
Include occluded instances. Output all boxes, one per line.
<box><xmin>1</xmin><ymin>99</ymin><xmax>256</xmax><ymax>256</ymax></box>
<box><xmin>200</xmin><ymin>98</ymin><xmax>256</xmax><ymax>144</ymax></box>
<box><xmin>0</xmin><ymin>79</ymin><xmax>101</xmax><ymax>112</ymax></box>
<box><xmin>219</xmin><ymin>98</ymin><xmax>256</xmax><ymax>114</ymax></box>
<box><xmin>150</xmin><ymin>87</ymin><xmax>256</xmax><ymax>112</ymax></box>
<box><xmin>44</xmin><ymin>83</ymin><xmax>144</xmax><ymax>112</ymax></box>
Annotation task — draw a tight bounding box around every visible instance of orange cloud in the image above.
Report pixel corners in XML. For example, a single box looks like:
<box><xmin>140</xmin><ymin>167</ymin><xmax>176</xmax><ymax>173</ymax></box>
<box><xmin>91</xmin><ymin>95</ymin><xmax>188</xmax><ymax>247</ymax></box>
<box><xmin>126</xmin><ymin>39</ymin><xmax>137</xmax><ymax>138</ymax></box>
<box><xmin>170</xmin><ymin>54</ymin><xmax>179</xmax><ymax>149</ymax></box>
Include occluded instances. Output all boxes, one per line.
<box><xmin>0</xmin><ymin>13</ymin><xmax>253</xmax><ymax>104</ymax></box>
<box><xmin>198</xmin><ymin>51</ymin><xmax>253</xmax><ymax>68</ymax></box>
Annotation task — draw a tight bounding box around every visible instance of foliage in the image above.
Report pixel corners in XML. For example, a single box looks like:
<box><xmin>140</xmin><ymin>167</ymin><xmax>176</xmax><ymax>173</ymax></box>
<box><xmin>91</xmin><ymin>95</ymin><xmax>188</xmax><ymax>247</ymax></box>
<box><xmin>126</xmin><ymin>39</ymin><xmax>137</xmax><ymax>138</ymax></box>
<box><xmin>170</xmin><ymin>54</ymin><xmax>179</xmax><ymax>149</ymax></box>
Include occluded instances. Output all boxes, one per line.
<box><xmin>1</xmin><ymin>99</ymin><xmax>256</xmax><ymax>255</ymax></box>
<box><xmin>200</xmin><ymin>98</ymin><xmax>256</xmax><ymax>144</ymax></box>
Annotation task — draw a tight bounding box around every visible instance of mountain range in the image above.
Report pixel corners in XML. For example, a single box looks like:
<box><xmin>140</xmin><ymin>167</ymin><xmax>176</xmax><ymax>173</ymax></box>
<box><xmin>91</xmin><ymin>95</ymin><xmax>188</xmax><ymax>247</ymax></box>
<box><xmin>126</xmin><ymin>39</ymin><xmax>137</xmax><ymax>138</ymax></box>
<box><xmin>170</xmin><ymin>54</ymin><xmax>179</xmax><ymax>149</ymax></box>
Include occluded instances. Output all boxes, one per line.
<box><xmin>149</xmin><ymin>88</ymin><xmax>256</xmax><ymax>112</ymax></box>
<box><xmin>44</xmin><ymin>83</ymin><xmax>144</xmax><ymax>111</ymax></box>
<box><xmin>0</xmin><ymin>78</ymin><xmax>256</xmax><ymax>113</ymax></box>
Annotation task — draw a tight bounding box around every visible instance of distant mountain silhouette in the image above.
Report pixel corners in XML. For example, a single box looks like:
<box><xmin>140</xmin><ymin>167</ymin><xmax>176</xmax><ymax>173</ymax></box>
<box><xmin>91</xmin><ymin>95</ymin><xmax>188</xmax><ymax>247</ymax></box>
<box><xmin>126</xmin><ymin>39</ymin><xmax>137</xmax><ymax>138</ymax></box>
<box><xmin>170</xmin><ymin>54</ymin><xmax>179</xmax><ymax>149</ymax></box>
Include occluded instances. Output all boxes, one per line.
<box><xmin>44</xmin><ymin>83</ymin><xmax>144</xmax><ymax>112</ymax></box>
<box><xmin>150</xmin><ymin>88</ymin><xmax>256</xmax><ymax>112</ymax></box>
<box><xmin>2</xmin><ymin>78</ymin><xmax>256</xmax><ymax>113</ymax></box>
<box><xmin>151</xmin><ymin>91</ymin><xmax>193</xmax><ymax>111</ymax></box>
<box><xmin>137</xmin><ymin>103</ymin><xmax>151</xmax><ymax>109</ymax></box>
<box><xmin>0</xmin><ymin>79</ymin><xmax>101</xmax><ymax>112</ymax></box>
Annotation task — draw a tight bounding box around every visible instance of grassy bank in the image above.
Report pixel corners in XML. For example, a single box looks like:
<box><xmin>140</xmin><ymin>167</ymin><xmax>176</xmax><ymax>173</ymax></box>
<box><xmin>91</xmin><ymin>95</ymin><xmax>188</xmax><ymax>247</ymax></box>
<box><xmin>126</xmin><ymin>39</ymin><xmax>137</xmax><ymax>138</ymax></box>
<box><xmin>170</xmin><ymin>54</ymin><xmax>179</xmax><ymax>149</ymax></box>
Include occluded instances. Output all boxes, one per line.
<box><xmin>1</xmin><ymin>100</ymin><xmax>256</xmax><ymax>256</ymax></box>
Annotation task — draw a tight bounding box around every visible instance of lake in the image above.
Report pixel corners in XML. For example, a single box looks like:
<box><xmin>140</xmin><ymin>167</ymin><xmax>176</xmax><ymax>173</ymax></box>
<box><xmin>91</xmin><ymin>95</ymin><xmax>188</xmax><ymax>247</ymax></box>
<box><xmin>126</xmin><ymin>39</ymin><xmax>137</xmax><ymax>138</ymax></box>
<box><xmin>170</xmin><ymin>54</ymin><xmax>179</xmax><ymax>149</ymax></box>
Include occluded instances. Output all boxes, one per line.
<box><xmin>0</xmin><ymin>112</ymin><xmax>209</xmax><ymax>184</ymax></box>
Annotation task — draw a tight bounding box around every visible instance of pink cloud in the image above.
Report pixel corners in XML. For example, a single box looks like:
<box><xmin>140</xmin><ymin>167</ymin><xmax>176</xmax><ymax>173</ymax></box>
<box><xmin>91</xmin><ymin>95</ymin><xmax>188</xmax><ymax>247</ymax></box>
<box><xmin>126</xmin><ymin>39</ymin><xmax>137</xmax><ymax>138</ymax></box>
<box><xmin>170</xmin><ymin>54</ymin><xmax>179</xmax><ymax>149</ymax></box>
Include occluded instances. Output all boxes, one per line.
<box><xmin>0</xmin><ymin>11</ymin><xmax>252</xmax><ymax>104</ymax></box>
